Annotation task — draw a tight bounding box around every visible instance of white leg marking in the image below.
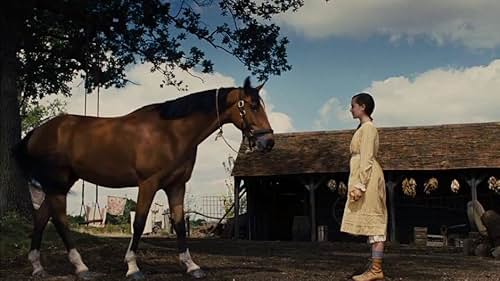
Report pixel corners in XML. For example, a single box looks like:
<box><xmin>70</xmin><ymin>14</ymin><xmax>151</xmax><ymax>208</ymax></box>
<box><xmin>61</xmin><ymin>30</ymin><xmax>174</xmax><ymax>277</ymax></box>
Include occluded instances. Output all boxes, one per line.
<box><xmin>124</xmin><ymin>238</ymin><xmax>140</xmax><ymax>276</ymax></box>
<box><xmin>68</xmin><ymin>248</ymin><xmax>89</xmax><ymax>274</ymax></box>
<box><xmin>29</xmin><ymin>183</ymin><xmax>45</xmax><ymax>210</ymax></box>
<box><xmin>179</xmin><ymin>249</ymin><xmax>200</xmax><ymax>273</ymax></box>
<box><xmin>28</xmin><ymin>249</ymin><xmax>44</xmax><ymax>276</ymax></box>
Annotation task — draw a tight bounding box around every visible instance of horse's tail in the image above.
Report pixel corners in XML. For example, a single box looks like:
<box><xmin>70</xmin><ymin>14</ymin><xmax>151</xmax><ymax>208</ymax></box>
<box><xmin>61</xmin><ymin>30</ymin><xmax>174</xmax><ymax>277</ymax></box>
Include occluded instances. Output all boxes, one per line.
<box><xmin>11</xmin><ymin>130</ymin><xmax>35</xmax><ymax>180</ymax></box>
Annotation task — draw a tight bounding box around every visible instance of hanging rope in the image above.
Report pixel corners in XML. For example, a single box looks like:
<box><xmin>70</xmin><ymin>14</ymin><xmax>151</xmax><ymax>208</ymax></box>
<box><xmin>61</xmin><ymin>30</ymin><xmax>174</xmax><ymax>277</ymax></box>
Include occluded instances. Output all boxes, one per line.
<box><xmin>91</xmin><ymin>83</ymin><xmax>103</xmax><ymax>224</ymax></box>
<box><xmin>80</xmin><ymin>72</ymin><xmax>103</xmax><ymax>224</ymax></box>
<box><xmin>79</xmin><ymin>77</ymin><xmax>89</xmax><ymax>218</ymax></box>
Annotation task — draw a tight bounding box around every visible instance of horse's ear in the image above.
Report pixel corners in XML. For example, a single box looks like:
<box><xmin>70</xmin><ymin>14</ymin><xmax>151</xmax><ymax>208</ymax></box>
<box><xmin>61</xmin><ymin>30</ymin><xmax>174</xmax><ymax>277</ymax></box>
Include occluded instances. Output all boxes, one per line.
<box><xmin>255</xmin><ymin>79</ymin><xmax>267</xmax><ymax>92</ymax></box>
<box><xmin>243</xmin><ymin>77</ymin><xmax>252</xmax><ymax>90</ymax></box>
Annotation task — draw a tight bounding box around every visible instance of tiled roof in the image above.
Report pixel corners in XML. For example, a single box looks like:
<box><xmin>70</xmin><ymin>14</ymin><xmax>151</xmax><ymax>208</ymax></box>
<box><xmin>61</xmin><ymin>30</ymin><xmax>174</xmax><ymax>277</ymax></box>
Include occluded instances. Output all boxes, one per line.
<box><xmin>232</xmin><ymin>122</ymin><xmax>500</xmax><ymax>177</ymax></box>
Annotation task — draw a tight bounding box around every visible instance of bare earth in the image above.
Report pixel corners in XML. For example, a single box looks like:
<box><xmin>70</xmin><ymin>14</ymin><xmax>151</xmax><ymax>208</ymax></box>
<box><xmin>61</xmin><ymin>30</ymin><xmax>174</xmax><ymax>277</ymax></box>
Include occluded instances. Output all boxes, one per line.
<box><xmin>1</xmin><ymin>237</ymin><xmax>499</xmax><ymax>281</ymax></box>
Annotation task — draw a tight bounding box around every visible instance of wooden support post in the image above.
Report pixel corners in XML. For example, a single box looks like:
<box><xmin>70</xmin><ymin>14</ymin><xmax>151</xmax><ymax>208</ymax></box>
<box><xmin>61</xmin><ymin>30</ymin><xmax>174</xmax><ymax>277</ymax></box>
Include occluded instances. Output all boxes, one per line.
<box><xmin>247</xmin><ymin>180</ymin><xmax>252</xmax><ymax>240</ymax></box>
<box><xmin>466</xmin><ymin>178</ymin><xmax>478</xmax><ymax>201</ymax></box>
<box><xmin>463</xmin><ymin>173</ymin><xmax>488</xmax><ymax>234</ymax></box>
<box><xmin>233</xmin><ymin>177</ymin><xmax>242</xmax><ymax>240</ymax></box>
<box><xmin>386</xmin><ymin>176</ymin><xmax>399</xmax><ymax>243</ymax></box>
<box><xmin>306</xmin><ymin>184</ymin><xmax>317</xmax><ymax>242</ymax></box>
<box><xmin>465</xmin><ymin>173</ymin><xmax>487</xmax><ymax>202</ymax></box>
<box><xmin>303</xmin><ymin>176</ymin><xmax>327</xmax><ymax>242</ymax></box>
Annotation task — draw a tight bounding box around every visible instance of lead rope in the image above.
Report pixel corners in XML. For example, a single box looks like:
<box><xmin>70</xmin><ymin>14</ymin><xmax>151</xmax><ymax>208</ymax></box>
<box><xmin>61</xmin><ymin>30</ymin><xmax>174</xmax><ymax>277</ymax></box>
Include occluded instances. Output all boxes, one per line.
<box><xmin>215</xmin><ymin>89</ymin><xmax>241</xmax><ymax>154</ymax></box>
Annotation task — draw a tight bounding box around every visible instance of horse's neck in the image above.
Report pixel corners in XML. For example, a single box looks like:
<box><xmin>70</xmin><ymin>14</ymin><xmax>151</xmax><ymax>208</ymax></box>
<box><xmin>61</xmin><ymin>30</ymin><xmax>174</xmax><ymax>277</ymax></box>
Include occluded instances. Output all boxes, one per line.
<box><xmin>191</xmin><ymin>113</ymin><xmax>223</xmax><ymax>145</ymax></box>
<box><xmin>180</xmin><ymin>108</ymin><xmax>234</xmax><ymax>148</ymax></box>
<box><xmin>189</xmin><ymin>90</ymin><xmax>238</xmax><ymax>145</ymax></box>
<box><xmin>154</xmin><ymin>90</ymin><xmax>236</xmax><ymax>147</ymax></box>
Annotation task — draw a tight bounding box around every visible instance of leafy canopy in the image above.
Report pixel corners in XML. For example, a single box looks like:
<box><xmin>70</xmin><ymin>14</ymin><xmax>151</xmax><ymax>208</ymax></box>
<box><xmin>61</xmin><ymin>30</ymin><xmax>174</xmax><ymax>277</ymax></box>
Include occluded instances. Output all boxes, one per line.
<box><xmin>18</xmin><ymin>0</ymin><xmax>305</xmax><ymax>102</ymax></box>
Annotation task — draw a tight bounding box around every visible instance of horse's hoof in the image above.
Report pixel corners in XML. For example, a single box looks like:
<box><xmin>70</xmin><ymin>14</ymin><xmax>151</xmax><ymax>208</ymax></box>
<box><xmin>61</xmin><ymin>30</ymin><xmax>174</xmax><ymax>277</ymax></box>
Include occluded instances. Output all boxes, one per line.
<box><xmin>187</xmin><ymin>269</ymin><xmax>207</xmax><ymax>279</ymax></box>
<box><xmin>126</xmin><ymin>271</ymin><xmax>145</xmax><ymax>281</ymax></box>
<box><xmin>32</xmin><ymin>269</ymin><xmax>49</xmax><ymax>279</ymax></box>
<box><xmin>77</xmin><ymin>271</ymin><xmax>103</xmax><ymax>280</ymax></box>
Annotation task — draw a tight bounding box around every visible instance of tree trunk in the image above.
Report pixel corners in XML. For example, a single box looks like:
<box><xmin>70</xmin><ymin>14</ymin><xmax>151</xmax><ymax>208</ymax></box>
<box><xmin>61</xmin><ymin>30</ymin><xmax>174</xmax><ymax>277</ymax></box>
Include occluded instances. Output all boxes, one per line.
<box><xmin>0</xmin><ymin>6</ymin><xmax>31</xmax><ymax>218</ymax></box>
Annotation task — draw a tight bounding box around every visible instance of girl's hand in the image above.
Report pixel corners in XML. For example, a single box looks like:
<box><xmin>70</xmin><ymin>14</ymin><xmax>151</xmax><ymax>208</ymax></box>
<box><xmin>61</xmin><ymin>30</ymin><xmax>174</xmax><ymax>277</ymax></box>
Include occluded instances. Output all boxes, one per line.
<box><xmin>349</xmin><ymin>189</ymin><xmax>363</xmax><ymax>202</ymax></box>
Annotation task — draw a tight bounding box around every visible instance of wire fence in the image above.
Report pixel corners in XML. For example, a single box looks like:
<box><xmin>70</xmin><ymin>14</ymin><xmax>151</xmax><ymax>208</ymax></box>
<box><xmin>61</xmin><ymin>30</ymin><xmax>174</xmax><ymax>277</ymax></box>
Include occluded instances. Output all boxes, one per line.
<box><xmin>186</xmin><ymin>195</ymin><xmax>246</xmax><ymax>221</ymax></box>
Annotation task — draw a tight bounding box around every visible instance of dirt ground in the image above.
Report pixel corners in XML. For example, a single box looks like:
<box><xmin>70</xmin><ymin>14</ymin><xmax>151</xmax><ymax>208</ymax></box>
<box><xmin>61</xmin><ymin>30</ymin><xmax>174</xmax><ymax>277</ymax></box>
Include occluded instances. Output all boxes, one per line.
<box><xmin>1</xmin><ymin>237</ymin><xmax>499</xmax><ymax>281</ymax></box>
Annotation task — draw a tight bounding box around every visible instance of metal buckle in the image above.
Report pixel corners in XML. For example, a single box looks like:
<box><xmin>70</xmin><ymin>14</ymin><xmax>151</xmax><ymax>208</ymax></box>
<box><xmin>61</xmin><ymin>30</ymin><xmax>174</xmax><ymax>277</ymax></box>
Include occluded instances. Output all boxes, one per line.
<box><xmin>237</xmin><ymin>100</ymin><xmax>245</xmax><ymax>108</ymax></box>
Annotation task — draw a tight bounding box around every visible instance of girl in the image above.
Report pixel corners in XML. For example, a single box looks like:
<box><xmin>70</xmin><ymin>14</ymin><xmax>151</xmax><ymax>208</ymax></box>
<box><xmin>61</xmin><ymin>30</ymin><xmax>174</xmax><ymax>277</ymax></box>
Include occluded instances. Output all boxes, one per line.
<box><xmin>340</xmin><ymin>93</ymin><xmax>387</xmax><ymax>281</ymax></box>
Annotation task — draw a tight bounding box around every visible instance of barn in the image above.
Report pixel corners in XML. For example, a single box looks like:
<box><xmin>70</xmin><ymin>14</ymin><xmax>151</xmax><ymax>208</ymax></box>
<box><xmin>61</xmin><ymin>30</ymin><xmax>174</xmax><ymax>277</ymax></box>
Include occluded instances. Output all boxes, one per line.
<box><xmin>230</xmin><ymin>122</ymin><xmax>500</xmax><ymax>244</ymax></box>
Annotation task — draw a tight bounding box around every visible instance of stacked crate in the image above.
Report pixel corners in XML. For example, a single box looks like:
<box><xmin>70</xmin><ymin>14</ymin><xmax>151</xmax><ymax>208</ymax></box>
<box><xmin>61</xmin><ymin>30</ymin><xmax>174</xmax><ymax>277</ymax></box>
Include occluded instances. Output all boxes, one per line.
<box><xmin>414</xmin><ymin>227</ymin><xmax>428</xmax><ymax>247</ymax></box>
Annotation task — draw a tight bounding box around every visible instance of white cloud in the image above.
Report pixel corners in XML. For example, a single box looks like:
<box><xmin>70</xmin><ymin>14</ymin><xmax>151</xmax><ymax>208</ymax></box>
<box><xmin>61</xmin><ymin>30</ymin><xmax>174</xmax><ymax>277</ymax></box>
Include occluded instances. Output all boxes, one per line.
<box><xmin>54</xmin><ymin>64</ymin><xmax>293</xmax><ymax>215</ymax></box>
<box><xmin>313</xmin><ymin>97</ymin><xmax>351</xmax><ymax>130</ymax></box>
<box><xmin>277</xmin><ymin>0</ymin><xmax>500</xmax><ymax>49</ymax></box>
<box><xmin>317</xmin><ymin>59</ymin><xmax>500</xmax><ymax>129</ymax></box>
<box><xmin>260</xmin><ymin>89</ymin><xmax>295</xmax><ymax>133</ymax></box>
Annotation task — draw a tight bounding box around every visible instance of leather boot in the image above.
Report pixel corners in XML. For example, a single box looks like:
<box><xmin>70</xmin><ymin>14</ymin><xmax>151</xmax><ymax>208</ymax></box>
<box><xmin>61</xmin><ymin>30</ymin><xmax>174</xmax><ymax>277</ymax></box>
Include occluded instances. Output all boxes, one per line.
<box><xmin>352</xmin><ymin>258</ymin><xmax>384</xmax><ymax>281</ymax></box>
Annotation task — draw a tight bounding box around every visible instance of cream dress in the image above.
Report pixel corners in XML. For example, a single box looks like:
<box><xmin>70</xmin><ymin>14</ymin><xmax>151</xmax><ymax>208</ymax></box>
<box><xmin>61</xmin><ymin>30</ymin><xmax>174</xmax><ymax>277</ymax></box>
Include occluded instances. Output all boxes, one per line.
<box><xmin>340</xmin><ymin>121</ymin><xmax>387</xmax><ymax>237</ymax></box>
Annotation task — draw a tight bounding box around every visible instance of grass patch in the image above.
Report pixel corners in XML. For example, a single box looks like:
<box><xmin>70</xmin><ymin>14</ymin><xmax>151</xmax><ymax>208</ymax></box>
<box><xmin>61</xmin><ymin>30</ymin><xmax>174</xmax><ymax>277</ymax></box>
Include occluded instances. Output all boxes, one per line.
<box><xmin>0</xmin><ymin>212</ymin><xmax>34</xmax><ymax>261</ymax></box>
<box><xmin>0</xmin><ymin>212</ymin><xmax>113</xmax><ymax>262</ymax></box>
<box><xmin>72</xmin><ymin>223</ymin><xmax>131</xmax><ymax>235</ymax></box>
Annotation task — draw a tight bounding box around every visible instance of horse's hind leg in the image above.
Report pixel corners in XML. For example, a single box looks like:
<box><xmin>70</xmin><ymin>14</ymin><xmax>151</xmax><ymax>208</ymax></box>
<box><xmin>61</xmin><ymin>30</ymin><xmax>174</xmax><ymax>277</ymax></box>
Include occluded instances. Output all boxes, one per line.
<box><xmin>28</xmin><ymin>198</ymin><xmax>51</xmax><ymax>277</ymax></box>
<box><xmin>166</xmin><ymin>184</ymin><xmax>206</xmax><ymax>279</ymax></box>
<box><xmin>47</xmin><ymin>193</ymin><xmax>90</xmax><ymax>277</ymax></box>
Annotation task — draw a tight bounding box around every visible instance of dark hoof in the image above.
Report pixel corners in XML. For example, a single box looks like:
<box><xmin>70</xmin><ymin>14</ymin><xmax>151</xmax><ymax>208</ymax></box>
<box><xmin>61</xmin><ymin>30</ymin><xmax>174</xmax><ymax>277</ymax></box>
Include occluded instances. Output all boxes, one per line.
<box><xmin>126</xmin><ymin>271</ymin><xmax>145</xmax><ymax>281</ymax></box>
<box><xmin>77</xmin><ymin>271</ymin><xmax>104</xmax><ymax>280</ymax></box>
<box><xmin>492</xmin><ymin>246</ymin><xmax>500</xmax><ymax>259</ymax></box>
<box><xmin>32</xmin><ymin>269</ymin><xmax>50</xmax><ymax>279</ymax></box>
<box><xmin>187</xmin><ymin>269</ymin><xmax>207</xmax><ymax>279</ymax></box>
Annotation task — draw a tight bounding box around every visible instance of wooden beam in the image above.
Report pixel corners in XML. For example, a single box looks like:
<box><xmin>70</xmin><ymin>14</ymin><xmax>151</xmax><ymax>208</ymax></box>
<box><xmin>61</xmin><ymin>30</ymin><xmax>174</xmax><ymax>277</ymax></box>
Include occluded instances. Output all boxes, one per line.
<box><xmin>307</xmin><ymin>184</ymin><xmax>317</xmax><ymax>242</ymax></box>
<box><xmin>233</xmin><ymin>177</ymin><xmax>242</xmax><ymax>240</ymax></box>
<box><xmin>465</xmin><ymin>172</ymin><xmax>488</xmax><ymax>202</ymax></box>
<box><xmin>386</xmin><ymin>174</ymin><xmax>400</xmax><ymax>243</ymax></box>
<box><xmin>302</xmin><ymin>176</ymin><xmax>327</xmax><ymax>242</ymax></box>
<box><xmin>247</xmin><ymin>179</ymin><xmax>252</xmax><ymax>240</ymax></box>
<box><xmin>247</xmin><ymin>179</ymin><xmax>254</xmax><ymax>240</ymax></box>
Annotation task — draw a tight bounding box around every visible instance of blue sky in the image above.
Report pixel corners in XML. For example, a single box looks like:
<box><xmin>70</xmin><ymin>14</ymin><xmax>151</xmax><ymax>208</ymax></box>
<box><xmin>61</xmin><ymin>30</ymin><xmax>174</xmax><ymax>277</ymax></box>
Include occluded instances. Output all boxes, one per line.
<box><xmin>207</xmin><ymin>33</ymin><xmax>499</xmax><ymax>130</ymax></box>
<box><xmin>61</xmin><ymin>1</ymin><xmax>500</xmax><ymax>215</ymax></box>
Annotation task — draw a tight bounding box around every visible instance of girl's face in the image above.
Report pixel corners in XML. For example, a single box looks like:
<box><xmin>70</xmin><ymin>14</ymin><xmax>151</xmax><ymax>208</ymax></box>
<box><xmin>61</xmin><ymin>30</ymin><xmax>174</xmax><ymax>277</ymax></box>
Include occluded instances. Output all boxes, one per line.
<box><xmin>350</xmin><ymin>99</ymin><xmax>366</xmax><ymax>119</ymax></box>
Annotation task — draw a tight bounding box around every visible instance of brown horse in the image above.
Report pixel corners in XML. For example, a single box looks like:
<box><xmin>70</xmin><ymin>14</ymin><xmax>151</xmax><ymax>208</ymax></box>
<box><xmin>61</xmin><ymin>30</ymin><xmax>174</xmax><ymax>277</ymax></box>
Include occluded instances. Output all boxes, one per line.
<box><xmin>13</xmin><ymin>77</ymin><xmax>274</xmax><ymax>280</ymax></box>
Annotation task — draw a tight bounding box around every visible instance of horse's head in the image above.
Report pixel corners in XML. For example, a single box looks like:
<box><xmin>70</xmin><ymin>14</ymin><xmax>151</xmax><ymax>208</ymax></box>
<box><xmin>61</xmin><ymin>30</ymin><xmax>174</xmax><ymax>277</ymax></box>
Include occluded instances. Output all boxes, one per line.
<box><xmin>226</xmin><ymin>77</ymin><xmax>275</xmax><ymax>153</ymax></box>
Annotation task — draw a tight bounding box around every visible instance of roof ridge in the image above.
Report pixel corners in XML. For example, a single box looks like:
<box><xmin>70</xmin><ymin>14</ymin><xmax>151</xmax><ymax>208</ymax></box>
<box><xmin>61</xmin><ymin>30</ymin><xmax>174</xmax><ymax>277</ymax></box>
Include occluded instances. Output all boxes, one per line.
<box><xmin>274</xmin><ymin>121</ymin><xmax>500</xmax><ymax>136</ymax></box>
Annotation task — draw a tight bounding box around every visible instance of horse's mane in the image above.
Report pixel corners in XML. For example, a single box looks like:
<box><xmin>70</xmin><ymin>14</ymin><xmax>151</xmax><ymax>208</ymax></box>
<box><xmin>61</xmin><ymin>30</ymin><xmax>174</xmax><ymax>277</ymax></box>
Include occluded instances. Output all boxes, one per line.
<box><xmin>152</xmin><ymin>88</ymin><xmax>232</xmax><ymax>120</ymax></box>
<box><xmin>132</xmin><ymin>78</ymin><xmax>262</xmax><ymax>119</ymax></box>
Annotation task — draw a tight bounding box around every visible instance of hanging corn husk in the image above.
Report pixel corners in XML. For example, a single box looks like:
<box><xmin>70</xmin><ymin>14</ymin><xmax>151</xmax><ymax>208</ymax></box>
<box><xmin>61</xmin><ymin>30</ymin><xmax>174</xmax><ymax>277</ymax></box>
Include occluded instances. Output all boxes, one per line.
<box><xmin>450</xmin><ymin>179</ymin><xmax>460</xmax><ymax>193</ymax></box>
<box><xmin>488</xmin><ymin>176</ymin><xmax>496</xmax><ymax>188</ymax></box>
<box><xmin>327</xmin><ymin>179</ymin><xmax>337</xmax><ymax>192</ymax></box>
<box><xmin>338</xmin><ymin>181</ymin><xmax>347</xmax><ymax>197</ymax></box>
<box><xmin>424</xmin><ymin>177</ymin><xmax>439</xmax><ymax>194</ymax></box>
<box><xmin>402</xmin><ymin>177</ymin><xmax>417</xmax><ymax>198</ymax></box>
<box><xmin>488</xmin><ymin>176</ymin><xmax>500</xmax><ymax>194</ymax></box>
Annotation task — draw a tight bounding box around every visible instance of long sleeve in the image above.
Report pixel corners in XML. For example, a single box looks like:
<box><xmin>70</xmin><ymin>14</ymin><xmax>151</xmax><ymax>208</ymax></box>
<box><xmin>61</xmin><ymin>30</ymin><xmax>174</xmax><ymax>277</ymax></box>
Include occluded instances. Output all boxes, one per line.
<box><xmin>356</xmin><ymin>124</ymin><xmax>378</xmax><ymax>191</ymax></box>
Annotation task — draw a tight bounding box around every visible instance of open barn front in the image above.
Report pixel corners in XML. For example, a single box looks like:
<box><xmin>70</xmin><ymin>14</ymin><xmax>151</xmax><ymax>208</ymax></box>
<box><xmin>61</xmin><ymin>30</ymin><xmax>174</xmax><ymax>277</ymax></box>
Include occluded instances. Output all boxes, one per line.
<box><xmin>393</xmin><ymin>169</ymin><xmax>500</xmax><ymax>245</ymax></box>
<box><xmin>241</xmin><ymin>169</ymin><xmax>500</xmax><ymax>245</ymax></box>
<box><xmin>232</xmin><ymin>122</ymin><xmax>500</xmax><ymax>249</ymax></box>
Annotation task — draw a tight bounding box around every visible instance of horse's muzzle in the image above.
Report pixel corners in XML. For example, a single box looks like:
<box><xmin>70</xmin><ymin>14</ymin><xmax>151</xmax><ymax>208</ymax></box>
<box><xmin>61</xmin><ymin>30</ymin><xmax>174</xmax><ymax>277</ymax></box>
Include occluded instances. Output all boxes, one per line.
<box><xmin>255</xmin><ymin>133</ymin><xmax>275</xmax><ymax>153</ymax></box>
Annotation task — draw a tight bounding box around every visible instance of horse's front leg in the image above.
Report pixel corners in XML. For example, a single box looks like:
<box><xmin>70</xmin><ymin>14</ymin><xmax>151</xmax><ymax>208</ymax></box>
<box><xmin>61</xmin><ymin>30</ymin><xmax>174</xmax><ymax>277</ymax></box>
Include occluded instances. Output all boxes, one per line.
<box><xmin>124</xmin><ymin>179</ymin><xmax>158</xmax><ymax>280</ymax></box>
<box><xmin>166</xmin><ymin>184</ymin><xmax>206</xmax><ymax>279</ymax></box>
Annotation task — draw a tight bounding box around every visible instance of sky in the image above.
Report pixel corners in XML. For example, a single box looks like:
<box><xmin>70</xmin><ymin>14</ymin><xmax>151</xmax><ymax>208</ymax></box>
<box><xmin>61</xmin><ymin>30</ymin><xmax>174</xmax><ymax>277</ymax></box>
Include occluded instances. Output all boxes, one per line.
<box><xmin>59</xmin><ymin>1</ymin><xmax>500</xmax><ymax>215</ymax></box>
